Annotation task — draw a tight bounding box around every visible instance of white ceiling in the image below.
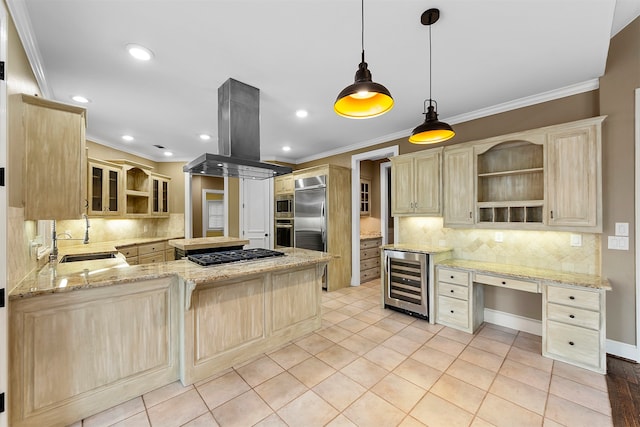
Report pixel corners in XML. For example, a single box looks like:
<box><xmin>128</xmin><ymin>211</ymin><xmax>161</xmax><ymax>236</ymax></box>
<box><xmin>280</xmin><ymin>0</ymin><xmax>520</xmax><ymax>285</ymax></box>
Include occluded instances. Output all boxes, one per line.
<box><xmin>7</xmin><ymin>0</ymin><xmax>640</xmax><ymax>164</ymax></box>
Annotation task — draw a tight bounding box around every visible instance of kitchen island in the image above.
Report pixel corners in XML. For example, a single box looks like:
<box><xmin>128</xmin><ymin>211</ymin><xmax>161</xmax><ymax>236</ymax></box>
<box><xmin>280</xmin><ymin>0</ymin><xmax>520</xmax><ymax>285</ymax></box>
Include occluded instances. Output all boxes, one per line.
<box><xmin>8</xmin><ymin>247</ymin><xmax>330</xmax><ymax>427</ymax></box>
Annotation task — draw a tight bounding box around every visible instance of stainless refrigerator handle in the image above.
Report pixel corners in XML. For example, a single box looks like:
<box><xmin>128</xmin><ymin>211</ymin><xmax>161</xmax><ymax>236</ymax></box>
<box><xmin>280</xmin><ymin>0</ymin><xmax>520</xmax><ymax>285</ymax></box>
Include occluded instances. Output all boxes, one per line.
<box><xmin>321</xmin><ymin>200</ymin><xmax>326</xmax><ymax>247</ymax></box>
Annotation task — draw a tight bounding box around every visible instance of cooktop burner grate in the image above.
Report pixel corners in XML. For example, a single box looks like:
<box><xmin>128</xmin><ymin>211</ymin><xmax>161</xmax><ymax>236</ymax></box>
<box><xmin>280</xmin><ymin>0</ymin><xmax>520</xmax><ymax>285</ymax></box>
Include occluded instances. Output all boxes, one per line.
<box><xmin>187</xmin><ymin>248</ymin><xmax>285</xmax><ymax>266</ymax></box>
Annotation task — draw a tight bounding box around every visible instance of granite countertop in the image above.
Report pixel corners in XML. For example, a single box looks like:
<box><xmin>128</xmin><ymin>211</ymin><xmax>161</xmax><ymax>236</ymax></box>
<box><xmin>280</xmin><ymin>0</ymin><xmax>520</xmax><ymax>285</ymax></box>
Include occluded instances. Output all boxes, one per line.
<box><xmin>58</xmin><ymin>235</ymin><xmax>184</xmax><ymax>256</ymax></box>
<box><xmin>381</xmin><ymin>243</ymin><xmax>453</xmax><ymax>254</ymax></box>
<box><xmin>10</xmin><ymin>247</ymin><xmax>332</xmax><ymax>299</ymax></box>
<box><xmin>168</xmin><ymin>237</ymin><xmax>249</xmax><ymax>250</ymax></box>
<box><xmin>437</xmin><ymin>258</ymin><xmax>611</xmax><ymax>291</ymax></box>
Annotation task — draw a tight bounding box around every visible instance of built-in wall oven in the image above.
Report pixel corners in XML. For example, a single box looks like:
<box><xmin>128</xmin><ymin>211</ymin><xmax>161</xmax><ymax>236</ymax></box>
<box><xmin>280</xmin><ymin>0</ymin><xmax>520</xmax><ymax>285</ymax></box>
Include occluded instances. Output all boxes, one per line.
<box><xmin>383</xmin><ymin>249</ymin><xmax>429</xmax><ymax>319</ymax></box>
<box><xmin>275</xmin><ymin>219</ymin><xmax>294</xmax><ymax>248</ymax></box>
<box><xmin>275</xmin><ymin>194</ymin><xmax>293</xmax><ymax>218</ymax></box>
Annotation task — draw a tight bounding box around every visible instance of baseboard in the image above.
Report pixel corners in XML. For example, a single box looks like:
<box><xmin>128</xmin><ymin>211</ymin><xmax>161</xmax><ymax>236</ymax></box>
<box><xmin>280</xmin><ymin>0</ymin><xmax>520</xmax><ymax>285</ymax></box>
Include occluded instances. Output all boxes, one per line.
<box><xmin>606</xmin><ymin>339</ymin><xmax>639</xmax><ymax>362</ymax></box>
<box><xmin>483</xmin><ymin>308</ymin><xmax>542</xmax><ymax>336</ymax></box>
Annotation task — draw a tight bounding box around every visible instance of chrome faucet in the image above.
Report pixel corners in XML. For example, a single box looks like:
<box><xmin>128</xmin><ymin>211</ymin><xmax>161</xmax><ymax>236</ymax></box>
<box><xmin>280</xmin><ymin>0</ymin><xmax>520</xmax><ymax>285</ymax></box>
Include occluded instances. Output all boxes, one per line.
<box><xmin>48</xmin><ymin>215</ymin><xmax>91</xmax><ymax>264</ymax></box>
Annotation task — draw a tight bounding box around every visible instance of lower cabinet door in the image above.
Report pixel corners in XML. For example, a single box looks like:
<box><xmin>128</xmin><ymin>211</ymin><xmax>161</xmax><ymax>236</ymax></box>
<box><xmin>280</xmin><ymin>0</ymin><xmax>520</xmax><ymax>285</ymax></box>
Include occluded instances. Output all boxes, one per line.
<box><xmin>545</xmin><ymin>320</ymin><xmax>600</xmax><ymax>368</ymax></box>
<box><xmin>437</xmin><ymin>296</ymin><xmax>469</xmax><ymax>330</ymax></box>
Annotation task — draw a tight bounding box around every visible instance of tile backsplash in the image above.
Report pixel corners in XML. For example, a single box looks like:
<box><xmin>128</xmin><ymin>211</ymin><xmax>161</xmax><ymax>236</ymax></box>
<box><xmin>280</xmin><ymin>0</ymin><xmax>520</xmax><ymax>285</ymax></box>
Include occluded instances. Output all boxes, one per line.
<box><xmin>398</xmin><ymin>217</ymin><xmax>600</xmax><ymax>275</ymax></box>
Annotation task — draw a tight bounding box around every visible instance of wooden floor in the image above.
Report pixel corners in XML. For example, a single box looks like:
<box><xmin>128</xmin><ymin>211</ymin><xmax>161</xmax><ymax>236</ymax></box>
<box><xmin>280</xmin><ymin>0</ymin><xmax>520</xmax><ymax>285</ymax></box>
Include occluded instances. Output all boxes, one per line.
<box><xmin>607</xmin><ymin>355</ymin><xmax>640</xmax><ymax>426</ymax></box>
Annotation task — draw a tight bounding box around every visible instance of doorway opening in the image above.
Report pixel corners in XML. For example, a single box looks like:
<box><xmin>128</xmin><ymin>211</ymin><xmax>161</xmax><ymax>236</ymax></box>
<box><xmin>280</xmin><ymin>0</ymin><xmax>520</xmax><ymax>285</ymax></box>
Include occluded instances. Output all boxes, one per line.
<box><xmin>351</xmin><ymin>146</ymin><xmax>399</xmax><ymax>286</ymax></box>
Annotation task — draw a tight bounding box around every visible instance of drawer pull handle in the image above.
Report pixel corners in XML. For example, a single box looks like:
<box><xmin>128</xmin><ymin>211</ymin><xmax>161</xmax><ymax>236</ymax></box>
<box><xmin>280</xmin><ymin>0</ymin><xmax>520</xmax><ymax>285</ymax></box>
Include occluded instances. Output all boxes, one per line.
<box><xmin>568</xmin><ymin>341</ymin><xmax>574</xmax><ymax>346</ymax></box>
<box><xmin>450</xmin><ymin>310</ymin><xmax>454</xmax><ymax>314</ymax></box>
<box><xmin>569</xmin><ymin>296</ymin><xmax>575</xmax><ymax>300</ymax></box>
<box><xmin>569</xmin><ymin>314</ymin><xmax>575</xmax><ymax>319</ymax></box>
<box><xmin>501</xmin><ymin>281</ymin><xmax>506</xmax><ymax>285</ymax></box>
<box><xmin>450</xmin><ymin>289</ymin><xmax>454</xmax><ymax>293</ymax></box>
<box><xmin>450</xmin><ymin>275</ymin><xmax>454</xmax><ymax>279</ymax></box>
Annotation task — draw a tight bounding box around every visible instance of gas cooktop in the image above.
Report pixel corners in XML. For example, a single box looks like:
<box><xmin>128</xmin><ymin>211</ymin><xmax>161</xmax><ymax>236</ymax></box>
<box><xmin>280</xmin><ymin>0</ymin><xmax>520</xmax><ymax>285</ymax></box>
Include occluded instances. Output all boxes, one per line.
<box><xmin>187</xmin><ymin>248</ymin><xmax>285</xmax><ymax>266</ymax></box>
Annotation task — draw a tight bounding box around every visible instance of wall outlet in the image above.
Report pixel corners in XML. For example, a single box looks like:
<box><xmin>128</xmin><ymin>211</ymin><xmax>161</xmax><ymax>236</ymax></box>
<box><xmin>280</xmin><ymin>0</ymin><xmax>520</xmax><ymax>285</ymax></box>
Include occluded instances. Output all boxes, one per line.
<box><xmin>615</xmin><ymin>222</ymin><xmax>629</xmax><ymax>237</ymax></box>
<box><xmin>570</xmin><ymin>234</ymin><xmax>582</xmax><ymax>247</ymax></box>
<box><xmin>494</xmin><ymin>232</ymin><xmax>504</xmax><ymax>242</ymax></box>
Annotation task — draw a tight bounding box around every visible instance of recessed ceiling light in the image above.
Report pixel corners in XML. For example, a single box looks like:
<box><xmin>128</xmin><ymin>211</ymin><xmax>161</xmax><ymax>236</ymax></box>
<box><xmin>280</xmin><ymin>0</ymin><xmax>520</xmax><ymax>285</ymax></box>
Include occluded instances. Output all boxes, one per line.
<box><xmin>164</xmin><ymin>151</ymin><xmax>173</xmax><ymax>157</ymax></box>
<box><xmin>199</xmin><ymin>134</ymin><xmax>212</xmax><ymax>141</ymax></box>
<box><xmin>122</xmin><ymin>135</ymin><xmax>134</xmax><ymax>142</ymax></box>
<box><xmin>282</xmin><ymin>146</ymin><xmax>291</xmax><ymax>152</ymax></box>
<box><xmin>71</xmin><ymin>95</ymin><xmax>90</xmax><ymax>103</ymax></box>
<box><xmin>126</xmin><ymin>44</ymin><xmax>154</xmax><ymax>61</ymax></box>
<box><xmin>296</xmin><ymin>110</ymin><xmax>308</xmax><ymax>118</ymax></box>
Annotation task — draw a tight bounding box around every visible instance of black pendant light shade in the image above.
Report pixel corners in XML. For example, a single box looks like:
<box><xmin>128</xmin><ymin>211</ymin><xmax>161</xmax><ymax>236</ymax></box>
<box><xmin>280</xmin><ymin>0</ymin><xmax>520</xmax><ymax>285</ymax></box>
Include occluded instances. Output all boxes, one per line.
<box><xmin>409</xmin><ymin>100</ymin><xmax>455</xmax><ymax>144</ymax></box>
<box><xmin>335</xmin><ymin>52</ymin><xmax>394</xmax><ymax>119</ymax></box>
<box><xmin>334</xmin><ymin>0</ymin><xmax>394</xmax><ymax>119</ymax></box>
<box><xmin>410</xmin><ymin>8</ymin><xmax>455</xmax><ymax>144</ymax></box>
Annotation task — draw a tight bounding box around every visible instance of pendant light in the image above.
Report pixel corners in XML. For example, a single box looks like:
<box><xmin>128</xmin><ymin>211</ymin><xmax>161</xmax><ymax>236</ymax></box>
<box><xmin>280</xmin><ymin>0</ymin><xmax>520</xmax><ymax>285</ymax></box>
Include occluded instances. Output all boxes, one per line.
<box><xmin>409</xmin><ymin>8</ymin><xmax>455</xmax><ymax>144</ymax></box>
<box><xmin>334</xmin><ymin>0</ymin><xmax>394</xmax><ymax>119</ymax></box>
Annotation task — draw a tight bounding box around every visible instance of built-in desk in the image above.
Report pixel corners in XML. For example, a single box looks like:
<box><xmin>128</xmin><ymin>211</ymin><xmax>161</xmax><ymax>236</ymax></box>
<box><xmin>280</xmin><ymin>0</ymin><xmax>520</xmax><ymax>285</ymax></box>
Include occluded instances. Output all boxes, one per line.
<box><xmin>435</xmin><ymin>259</ymin><xmax>611</xmax><ymax>374</ymax></box>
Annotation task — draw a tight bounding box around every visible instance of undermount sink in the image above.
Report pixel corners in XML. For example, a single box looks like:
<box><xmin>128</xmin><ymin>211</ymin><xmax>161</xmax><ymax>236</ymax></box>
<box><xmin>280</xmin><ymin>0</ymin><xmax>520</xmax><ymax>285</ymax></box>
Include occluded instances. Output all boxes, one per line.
<box><xmin>59</xmin><ymin>252</ymin><xmax>117</xmax><ymax>263</ymax></box>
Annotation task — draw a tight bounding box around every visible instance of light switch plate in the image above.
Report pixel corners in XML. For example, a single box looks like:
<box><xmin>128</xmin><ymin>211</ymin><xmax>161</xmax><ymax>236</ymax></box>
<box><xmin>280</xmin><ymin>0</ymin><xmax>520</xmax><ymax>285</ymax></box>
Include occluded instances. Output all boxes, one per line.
<box><xmin>615</xmin><ymin>222</ymin><xmax>629</xmax><ymax>237</ymax></box>
<box><xmin>494</xmin><ymin>232</ymin><xmax>504</xmax><ymax>242</ymax></box>
<box><xmin>608</xmin><ymin>236</ymin><xmax>629</xmax><ymax>250</ymax></box>
<box><xmin>570</xmin><ymin>234</ymin><xmax>582</xmax><ymax>247</ymax></box>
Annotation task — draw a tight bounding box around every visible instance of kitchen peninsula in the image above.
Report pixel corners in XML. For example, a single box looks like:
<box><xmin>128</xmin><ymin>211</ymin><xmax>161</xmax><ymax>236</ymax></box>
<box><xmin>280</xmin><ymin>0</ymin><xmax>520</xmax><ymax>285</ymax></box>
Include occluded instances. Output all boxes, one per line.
<box><xmin>8</xmin><ymin>247</ymin><xmax>330</xmax><ymax>427</ymax></box>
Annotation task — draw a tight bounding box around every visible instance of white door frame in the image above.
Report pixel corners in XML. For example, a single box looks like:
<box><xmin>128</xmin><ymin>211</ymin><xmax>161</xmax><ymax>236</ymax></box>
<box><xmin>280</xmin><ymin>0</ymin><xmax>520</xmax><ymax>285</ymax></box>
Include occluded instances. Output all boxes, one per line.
<box><xmin>0</xmin><ymin>2</ymin><xmax>9</xmax><ymax>426</ymax></box>
<box><xmin>635</xmin><ymin>88</ymin><xmax>640</xmax><ymax>362</ymax></box>
<box><xmin>350</xmin><ymin>146</ymin><xmax>399</xmax><ymax>286</ymax></box>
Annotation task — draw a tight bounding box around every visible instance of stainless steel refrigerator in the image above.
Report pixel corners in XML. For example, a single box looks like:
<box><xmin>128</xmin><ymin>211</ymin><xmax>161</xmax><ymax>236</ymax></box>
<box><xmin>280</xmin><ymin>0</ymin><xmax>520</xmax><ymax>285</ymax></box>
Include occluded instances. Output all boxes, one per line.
<box><xmin>294</xmin><ymin>175</ymin><xmax>328</xmax><ymax>288</ymax></box>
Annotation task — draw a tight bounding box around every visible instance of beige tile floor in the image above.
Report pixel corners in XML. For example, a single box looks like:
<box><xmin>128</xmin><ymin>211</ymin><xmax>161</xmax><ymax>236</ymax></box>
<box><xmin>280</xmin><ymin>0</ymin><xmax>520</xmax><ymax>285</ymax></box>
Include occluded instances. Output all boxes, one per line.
<box><xmin>71</xmin><ymin>279</ymin><xmax>613</xmax><ymax>427</ymax></box>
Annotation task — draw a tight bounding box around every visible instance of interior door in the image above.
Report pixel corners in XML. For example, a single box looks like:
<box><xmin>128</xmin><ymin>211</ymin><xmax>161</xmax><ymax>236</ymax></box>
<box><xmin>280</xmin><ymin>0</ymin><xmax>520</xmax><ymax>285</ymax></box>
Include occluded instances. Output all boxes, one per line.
<box><xmin>240</xmin><ymin>178</ymin><xmax>272</xmax><ymax>249</ymax></box>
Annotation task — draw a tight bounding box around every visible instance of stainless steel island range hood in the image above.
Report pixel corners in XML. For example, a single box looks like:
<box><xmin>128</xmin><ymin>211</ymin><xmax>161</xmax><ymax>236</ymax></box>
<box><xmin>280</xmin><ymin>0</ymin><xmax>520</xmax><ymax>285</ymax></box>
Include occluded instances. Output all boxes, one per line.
<box><xmin>183</xmin><ymin>78</ymin><xmax>292</xmax><ymax>179</ymax></box>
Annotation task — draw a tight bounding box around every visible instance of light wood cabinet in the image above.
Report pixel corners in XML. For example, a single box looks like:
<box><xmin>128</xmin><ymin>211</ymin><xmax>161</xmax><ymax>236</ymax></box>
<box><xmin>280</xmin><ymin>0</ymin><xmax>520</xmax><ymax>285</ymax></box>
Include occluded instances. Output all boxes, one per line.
<box><xmin>546</xmin><ymin>120</ymin><xmax>602</xmax><ymax>231</ymax></box>
<box><xmin>360</xmin><ymin>237</ymin><xmax>381</xmax><ymax>283</ymax></box>
<box><xmin>543</xmin><ymin>283</ymin><xmax>606</xmax><ymax>373</ymax></box>
<box><xmin>274</xmin><ymin>173</ymin><xmax>294</xmax><ymax>195</ymax></box>
<box><xmin>88</xmin><ymin>158</ymin><xmax>122</xmax><ymax>216</ymax></box>
<box><xmin>21</xmin><ymin>94</ymin><xmax>87</xmax><ymax>220</ymax></box>
<box><xmin>435</xmin><ymin>266</ymin><xmax>483</xmax><ymax>333</ymax></box>
<box><xmin>391</xmin><ymin>149</ymin><xmax>442</xmax><ymax>216</ymax></box>
<box><xmin>151</xmin><ymin>173</ymin><xmax>171</xmax><ymax>217</ymax></box>
<box><xmin>117</xmin><ymin>240</ymin><xmax>173</xmax><ymax>265</ymax></box>
<box><xmin>360</xmin><ymin>179</ymin><xmax>371</xmax><ymax>216</ymax></box>
<box><xmin>10</xmin><ymin>277</ymin><xmax>180</xmax><ymax>427</ymax></box>
<box><xmin>443</xmin><ymin>146</ymin><xmax>474</xmax><ymax>226</ymax></box>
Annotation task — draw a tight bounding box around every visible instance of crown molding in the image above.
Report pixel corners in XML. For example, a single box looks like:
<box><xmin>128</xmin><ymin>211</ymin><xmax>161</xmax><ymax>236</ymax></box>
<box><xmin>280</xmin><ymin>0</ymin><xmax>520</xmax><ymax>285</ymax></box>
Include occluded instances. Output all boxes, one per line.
<box><xmin>6</xmin><ymin>0</ymin><xmax>51</xmax><ymax>97</ymax></box>
<box><xmin>294</xmin><ymin>78</ymin><xmax>600</xmax><ymax>165</ymax></box>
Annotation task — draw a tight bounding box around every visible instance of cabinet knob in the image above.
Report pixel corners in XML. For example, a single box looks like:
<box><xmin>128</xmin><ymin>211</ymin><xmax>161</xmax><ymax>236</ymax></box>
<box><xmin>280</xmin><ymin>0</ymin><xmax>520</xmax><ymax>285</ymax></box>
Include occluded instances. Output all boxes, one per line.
<box><xmin>550</xmin><ymin>210</ymin><xmax>554</xmax><ymax>219</ymax></box>
<box><xmin>569</xmin><ymin>314</ymin><xmax>575</xmax><ymax>319</ymax></box>
<box><xmin>450</xmin><ymin>310</ymin><xmax>454</xmax><ymax>314</ymax></box>
<box><xmin>569</xmin><ymin>296</ymin><xmax>575</xmax><ymax>300</ymax></box>
<box><xmin>568</xmin><ymin>341</ymin><xmax>575</xmax><ymax>346</ymax></box>
<box><xmin>501</xmin><ymin>281</ymin><xmax>506</xmax><ymax>285</ymax></box>
<box><xmin>450</xmin><ymin>275</ymin><xmax>454</xmax><ymax>279</ymax></box>
<box><xmin>450</xmin><ymin>289</ymin><xmax>454</xmax><ymax>293</ymax></box>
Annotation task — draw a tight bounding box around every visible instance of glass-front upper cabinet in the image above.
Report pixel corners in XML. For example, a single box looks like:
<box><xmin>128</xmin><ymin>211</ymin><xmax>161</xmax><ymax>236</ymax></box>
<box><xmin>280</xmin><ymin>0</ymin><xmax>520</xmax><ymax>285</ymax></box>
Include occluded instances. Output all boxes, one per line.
<box><xmin>151</xmin><ymin>173</ymin><xmax>171</xmax><ymax>216</ymax></box>
<box><xmin>88</xmin><ymin>158</ymin><xmax>122</xmax><ymax>216</ymax></box>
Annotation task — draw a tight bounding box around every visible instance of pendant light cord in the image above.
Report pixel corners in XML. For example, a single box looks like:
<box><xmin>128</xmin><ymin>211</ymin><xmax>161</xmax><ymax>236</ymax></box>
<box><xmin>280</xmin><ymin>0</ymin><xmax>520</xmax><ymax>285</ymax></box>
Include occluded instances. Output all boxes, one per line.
<box><xmin>361</xmin><ymin>0</ymin><xmax>365</xmax><ymax>63</ymax></box>
<box><xmin>428</xmin><ymin>18</ymin><xmax>432</xmax><ymax>108</ymax></box>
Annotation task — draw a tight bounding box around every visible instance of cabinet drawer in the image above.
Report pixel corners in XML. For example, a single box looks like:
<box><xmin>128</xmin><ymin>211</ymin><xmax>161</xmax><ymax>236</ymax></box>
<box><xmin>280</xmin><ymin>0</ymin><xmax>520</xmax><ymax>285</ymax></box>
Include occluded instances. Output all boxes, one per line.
<box><xmin>164</xmin><ymin>248</ymin><xmax>176</xmax><ymax>261</ymax></box>
<box><xmin>361</xmin><ymin>257</ymin><xmax>380</xmax><ymax>271</ymax></box>
<box><xmin>437</xmin><ymin>267</ymin><xmax>469</xmax><ymax>286</ymax></box>
<box><xmin>437</xmin><ymin>296</ymin><xmax>468</xmax><ymax>329</ymax></box>
<box><xmin>438</xmin><ymin>282</ymin><xmax>468</xmax><ymax>301</ymax></box>
<box><xmin>360</xmin><ymin>248</ymin><xmax>380</xmax><ymax>260</ymax></box>
<box><xmin>546</xmin><ymin>320</ymin><xmax>600</xmax><ymax>368</ymax></box>
<box><xmin>546</xmin><ymin>286</ymin><xmax>600</xmax><ymax>311</ymax></box>
<box><xmin>138</xmin><ymin>242</ymin><xmax>165</xmax><ymax>256</ymax></box>
<box><xmin>360</xmin><ymin>238</ymin><xmax>381</xmax><ymax>250</ymax></box>
<box><xmin>126</xmin><ymin>256</ymin><xmax>139</xmax><ymax>266</ymax></box>
<box><xmin>547</xmin><ymin>302</ymin><xmax>600</xmax><ymax>330</ymax></box>
<box><xmin>360</xmin><ymin>267</ymin><xmax>380</xmax><ymax>283</ymax></box>
<box><xmin>139</xmin><ymin>253</ymin><xmax>165</xmax><ymax>264</ymax></box>
<box><xmin>118</xmin><ymin>246</ymin><xmax>138</xmax><ymax>258</ymax></box>
<box><xmin>475</xmin><ymin>273</ymin><xmax>539</xmax><ymax>293</ymax></box>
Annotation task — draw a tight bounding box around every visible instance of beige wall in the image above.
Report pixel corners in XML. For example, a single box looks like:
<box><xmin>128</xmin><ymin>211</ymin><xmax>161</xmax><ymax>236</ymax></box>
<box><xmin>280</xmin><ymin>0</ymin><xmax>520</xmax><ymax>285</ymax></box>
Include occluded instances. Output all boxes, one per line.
<box><xmin>599</xmin><ymin>17</ymin><xmax>640</xmax><ymax>344</ymax></box>
<box><xmin>191</xmin><ymin>175</ymin><xmax>224</xmax><ymax>238</ymax></box>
